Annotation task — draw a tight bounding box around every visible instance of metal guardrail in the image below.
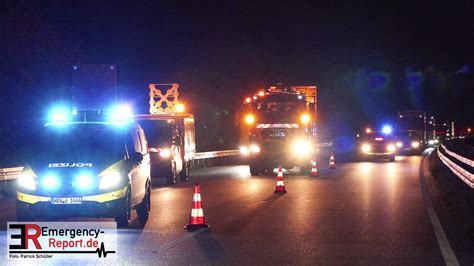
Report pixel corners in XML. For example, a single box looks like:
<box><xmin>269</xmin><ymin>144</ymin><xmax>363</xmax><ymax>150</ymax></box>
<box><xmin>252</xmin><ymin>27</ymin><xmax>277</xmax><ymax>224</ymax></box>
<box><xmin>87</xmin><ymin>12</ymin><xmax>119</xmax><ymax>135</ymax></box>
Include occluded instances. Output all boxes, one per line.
<box><xmin>194</xmin><ymin>150</ymin><xmax>239</xmax><ymax>159</ymax></box>
<box><xmin>192</xmin><ymin>150</ymin><xmax>239</xmax><ymax>168</ymax></box>
<box><xmin>440</xmin><ymin>143</ymin><xmax>474</xmax><ymax>167</ymax></box>
<box><xmin>437</xmin><ymin>145</ymin><xmax>474</xmax><ymax>189</ymax></box>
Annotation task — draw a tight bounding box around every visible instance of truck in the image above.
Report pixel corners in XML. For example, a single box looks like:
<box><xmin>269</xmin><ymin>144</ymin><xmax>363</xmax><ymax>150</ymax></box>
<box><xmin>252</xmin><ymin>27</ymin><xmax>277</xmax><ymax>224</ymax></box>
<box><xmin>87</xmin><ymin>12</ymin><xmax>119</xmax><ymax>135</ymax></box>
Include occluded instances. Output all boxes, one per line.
<box><xmin>238</xmin><ymin>84</ymin><xmax>317</xmax><ymax>175</ymax></box>
<box><xmin>134</xmin><ymin>83</ymin><xmax>196</xmax><ymax>184</ymax></box>
<box><xmin>396</xmin><ymin>110</ymin><xmax>426</xmax><ymax>153</ymax></box>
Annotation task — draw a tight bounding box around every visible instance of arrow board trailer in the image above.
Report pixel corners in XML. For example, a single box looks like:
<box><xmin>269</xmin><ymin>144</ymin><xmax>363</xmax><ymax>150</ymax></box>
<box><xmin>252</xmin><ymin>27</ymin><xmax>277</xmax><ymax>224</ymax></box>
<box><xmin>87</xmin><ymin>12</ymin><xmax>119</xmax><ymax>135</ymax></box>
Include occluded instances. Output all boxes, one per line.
<box><xmin>135</xmin><ymin>114</ymin><xmax>195</xmax><ymax>184</ymax></box>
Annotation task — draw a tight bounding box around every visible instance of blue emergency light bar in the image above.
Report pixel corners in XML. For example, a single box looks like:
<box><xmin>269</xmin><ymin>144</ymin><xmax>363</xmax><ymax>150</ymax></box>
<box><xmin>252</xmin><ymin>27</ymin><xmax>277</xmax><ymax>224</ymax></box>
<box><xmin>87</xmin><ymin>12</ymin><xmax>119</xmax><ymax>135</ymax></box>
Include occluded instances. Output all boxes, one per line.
<box><xmin>47</xmin><ymin>104</ymin><xmax>134</xmax><ymax>125</ymax></box>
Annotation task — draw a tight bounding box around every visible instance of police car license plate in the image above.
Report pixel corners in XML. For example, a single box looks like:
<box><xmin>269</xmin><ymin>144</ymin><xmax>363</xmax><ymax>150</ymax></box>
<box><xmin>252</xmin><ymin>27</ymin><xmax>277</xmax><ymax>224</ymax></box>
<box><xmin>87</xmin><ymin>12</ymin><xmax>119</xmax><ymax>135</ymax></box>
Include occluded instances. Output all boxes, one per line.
<box><xmin>51</xmin><ymin>197</ymin><xmax>82</xmax><ymax>204</ymax></box>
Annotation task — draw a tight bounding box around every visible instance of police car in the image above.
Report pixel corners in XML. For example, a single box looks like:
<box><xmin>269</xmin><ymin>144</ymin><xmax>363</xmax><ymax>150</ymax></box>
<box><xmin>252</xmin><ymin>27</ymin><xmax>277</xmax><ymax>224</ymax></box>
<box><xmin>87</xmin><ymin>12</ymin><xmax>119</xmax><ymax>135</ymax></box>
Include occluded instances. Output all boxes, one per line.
<box><xmin>357</xmin><ymin>126</ymin><xmax>397</xmax><ymax>162</ymax></box>
<box><xmin>16</xmin><ymin>105</ymin><xmax>151</xmax><ymax>227</ymax></box>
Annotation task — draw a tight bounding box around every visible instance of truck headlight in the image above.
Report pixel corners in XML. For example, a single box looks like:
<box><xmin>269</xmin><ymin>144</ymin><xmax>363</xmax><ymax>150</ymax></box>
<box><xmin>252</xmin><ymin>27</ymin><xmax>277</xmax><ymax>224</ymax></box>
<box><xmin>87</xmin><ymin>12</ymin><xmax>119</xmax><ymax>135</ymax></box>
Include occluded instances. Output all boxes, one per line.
<box><xmin>240</xmin><ymin>146</ymin><xmax>250</xmax><ymax>155</ymax></box>
<box><xmin>159</xmin><ymin>148</ymin><xmax>171</xmax><ymax>158</ymax></box>
<box><xmin>361</xmin><ymin>144</ymin><xmax>371</xmax><ymax>153</ymax></box>
<box><xmin>293</xmin><ymin>140</ymin><xmax>311</xmax><ymax>156</ymax></box>
<box><xmin>387</xmin><ymin>144</ymin><xmax>396</xmax><ymax>152</ymax></box>
<box><xmin>300</xmin><ymin>113</ymin><xmax>310</xmax><ymax>124</ymax></box>
<box><xmin>249</xmin><ymin>144</ymin><xmax>260</xmax><ymax>153</ymax></box>
<box><xmin>245</xmin><ymin>114</ymin><xmax>255</xmax><ymax>125</ymax></box>
<box><xmin>99</xmin><ymin>172</ymin><xmax>122</xmax><ymax>190</ymax></box>
<box><xmin>18</xmin><ymin>173</ymin><xmax>36</xmax><ymax>191</ymax></box>
<box><xmin>411</xmin><ymin>141</ymin><xmax>420</xmax><ymax>148</ymax></box>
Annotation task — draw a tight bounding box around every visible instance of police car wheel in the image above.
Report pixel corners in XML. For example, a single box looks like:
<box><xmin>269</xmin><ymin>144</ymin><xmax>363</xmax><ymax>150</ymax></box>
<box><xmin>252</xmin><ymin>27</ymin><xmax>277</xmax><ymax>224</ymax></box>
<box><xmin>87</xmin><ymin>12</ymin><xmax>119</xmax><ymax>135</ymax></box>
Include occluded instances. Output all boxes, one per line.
<box><xmin>137</xmin><ymin>181</ymin><xmax>151</xmax><ymax>226</ymax></box>
<box><xmin>115</xmin><ymin>187</ymin><xmax>132</xmax><ymax>227</ymax></box>
<box><xmin>389</xmin><ymin>155</ymin><xmax>396</xmax><ymax>162</ymax></box>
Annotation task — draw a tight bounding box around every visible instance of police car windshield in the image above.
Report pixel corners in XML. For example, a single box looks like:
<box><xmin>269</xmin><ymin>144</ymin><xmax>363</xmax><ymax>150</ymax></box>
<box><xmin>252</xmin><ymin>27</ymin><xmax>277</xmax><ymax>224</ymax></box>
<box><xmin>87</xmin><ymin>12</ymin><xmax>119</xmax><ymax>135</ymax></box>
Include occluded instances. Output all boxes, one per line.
<box><xmin>34</xmin><ymin>124</ymin><xmax>126</xmax><ymax>161</ymax></box>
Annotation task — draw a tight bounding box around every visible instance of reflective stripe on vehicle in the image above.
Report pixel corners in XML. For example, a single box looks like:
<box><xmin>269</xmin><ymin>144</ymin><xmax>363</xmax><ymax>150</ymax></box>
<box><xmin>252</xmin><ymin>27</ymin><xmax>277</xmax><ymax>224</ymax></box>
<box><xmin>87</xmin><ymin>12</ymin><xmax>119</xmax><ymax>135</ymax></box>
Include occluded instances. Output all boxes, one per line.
<box><xmin>17</xmin><ymin>186</ymin><xmax>128</xmax><ymax>204</ymax></box>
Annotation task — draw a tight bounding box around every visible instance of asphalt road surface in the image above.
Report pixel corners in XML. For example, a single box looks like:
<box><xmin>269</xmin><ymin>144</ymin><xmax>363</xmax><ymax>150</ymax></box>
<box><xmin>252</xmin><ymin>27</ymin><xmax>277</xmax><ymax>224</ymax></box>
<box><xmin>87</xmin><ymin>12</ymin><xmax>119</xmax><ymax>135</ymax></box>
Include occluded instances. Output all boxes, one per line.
<box><xmin>1</xmin><ymin>155</ymin><xmax>473</xmax><ymax>264</ymax></box>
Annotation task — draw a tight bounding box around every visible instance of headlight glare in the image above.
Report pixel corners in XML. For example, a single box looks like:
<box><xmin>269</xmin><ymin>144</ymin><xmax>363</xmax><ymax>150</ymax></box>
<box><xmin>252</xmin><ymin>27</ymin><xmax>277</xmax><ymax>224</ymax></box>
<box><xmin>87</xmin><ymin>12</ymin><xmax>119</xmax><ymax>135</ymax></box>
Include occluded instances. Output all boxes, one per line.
<box><xmin>76</xmin><ymin>174</ymin><xmax>94</xmax><ymax>190</ymax></box>
<box><xmin>387</xmin><ymin>144</ymin><xmax>396</xmax><ymax>152</ymax></box>
<box><xmin>293</xmin><ymin>140</ymin><xmax>311</xmax><ymax>155</ymax></box>
<box><xmin>249</xmin><ymin>144</ymin><xmax>260</xmax><ymax>153</ymax></box>
<box><xmin>240</xmin><ymin>146</ymin><xmax>250</xmax><ymax>155</ymax></box>
<box><xmin>361</xmin><ymin>144</ymin><xmax>371</xmax><ymax>153</ymax></box>
<box><xmin>159</xmin><ymin>148</ymin><xmax>171</xmax><ymax>158</ymax></box>
<box><xmin>18</xmin><ymin>173</ymin><xmax>36</xmax><ymax>191</ymax></box>
<box><xmin>411</xmin><ymin>141</ymin><xmax>420</xmax><ymax>148</ymax></box>
<box><xmin>300</xmin><ymin>113</ymin><xmax>310</xmax><ymax>124</ymax></box>
<box><xmin>99</xmin><ymin>172</ymin><xmax>122</xmax><ymax>190</ymax></box>
<box><xmin>42</xmin><ymin>175</ymin><xmax>59</xmax><ymax>190</ymax></box>
<box><xmin>245</xmin><ymin>114</ymin><xmax>255</xmax><ymax>125</ymax></box>
<box><xmin>396</xmin><ymin>142</ymin><xmax>403</xmax><ymax>148</ymax></box>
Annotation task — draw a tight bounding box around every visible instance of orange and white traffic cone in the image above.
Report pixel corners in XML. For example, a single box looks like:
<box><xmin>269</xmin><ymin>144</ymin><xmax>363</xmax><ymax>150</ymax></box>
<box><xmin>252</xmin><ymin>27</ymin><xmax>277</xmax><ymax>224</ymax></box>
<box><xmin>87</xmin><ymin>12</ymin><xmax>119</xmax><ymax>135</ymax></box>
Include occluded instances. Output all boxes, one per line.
<box><xmin>274</xmin><ymin>167</ymin><xmax>287</xmax><ymax>193</ymax></box>
<box><xmin>329</xmin><ymin>154</ymin><xmax>336</xmax><ymax>169</ymax></box>
<box><xmin>310</xmin><ymin>160</ymin><xmax>319</xmax><ymax>177</ymax></box>
<box><xmin>185</xmin><ymin>183</ymin><xmax>209</xmax><ymax>230</ymax></box>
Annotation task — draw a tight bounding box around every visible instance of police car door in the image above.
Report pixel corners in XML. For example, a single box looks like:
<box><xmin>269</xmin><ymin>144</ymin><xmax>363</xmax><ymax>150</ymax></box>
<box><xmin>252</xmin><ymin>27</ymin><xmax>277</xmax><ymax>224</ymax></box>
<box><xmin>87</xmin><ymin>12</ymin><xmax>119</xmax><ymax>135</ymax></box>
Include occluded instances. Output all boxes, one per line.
<box><xmin>137</xmin><ymin>128</ymin><xmax>150</xmax><ymax>191</ymax></box>
<box><xmin>129</xmin><ymin>130</ymin><xmax>145</xmax><ymax>204</ymax></box>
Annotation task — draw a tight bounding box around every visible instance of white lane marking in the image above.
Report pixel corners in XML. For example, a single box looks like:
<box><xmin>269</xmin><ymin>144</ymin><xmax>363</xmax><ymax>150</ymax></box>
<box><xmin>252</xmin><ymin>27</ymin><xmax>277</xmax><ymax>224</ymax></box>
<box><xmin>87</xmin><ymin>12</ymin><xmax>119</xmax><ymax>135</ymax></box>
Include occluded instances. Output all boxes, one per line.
<box><xmin>152</xmin><ymin>227</ymin><xmax>209</xmax><ymax>253</ymax></box>
<box><xmin>419</xmin><ymin>156</ymin><xmax>459</xmax><ymax>266</ymax></box>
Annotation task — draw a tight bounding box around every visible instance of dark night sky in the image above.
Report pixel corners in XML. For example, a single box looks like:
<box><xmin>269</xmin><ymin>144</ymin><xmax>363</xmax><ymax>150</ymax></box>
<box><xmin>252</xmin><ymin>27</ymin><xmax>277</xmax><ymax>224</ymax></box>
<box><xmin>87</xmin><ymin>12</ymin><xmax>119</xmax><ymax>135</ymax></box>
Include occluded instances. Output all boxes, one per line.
<box><xmin>0</xmin><ymin>0</ymin><xmax>472</xmax><ymax>152</ymax></box>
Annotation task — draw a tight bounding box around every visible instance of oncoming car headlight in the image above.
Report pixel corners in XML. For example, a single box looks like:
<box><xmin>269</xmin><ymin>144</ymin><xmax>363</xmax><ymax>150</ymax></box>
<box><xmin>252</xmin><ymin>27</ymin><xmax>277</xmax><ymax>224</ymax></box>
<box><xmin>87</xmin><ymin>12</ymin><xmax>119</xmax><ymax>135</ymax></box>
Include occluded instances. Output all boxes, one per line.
<box><xmin>411</xmin><ymin>141</ymin><xmax>420</xmax><ymax>148</ymax></box>
<box><xmin>361</xmin><ymin>144</ymin><xmax>371</xmax><ymax>153</ymax></box>
<box><xmin>18</xmin><ymin>173</ymin><xmax>36</xmax><ymax>191</ymax></box>
<box><xmin>99</xmin><ymin>172</ymin><xmax>122</xmax><ymax>190</ymax></box>
<box><xmin>386</xmin><ymin>144</ymin><xmax>396</xmax><ymax>152</ymax></box>
<box><xmin>293</xmin><ymin>140</ymin><xmax>311</xmax><ymax>156</ymax></box>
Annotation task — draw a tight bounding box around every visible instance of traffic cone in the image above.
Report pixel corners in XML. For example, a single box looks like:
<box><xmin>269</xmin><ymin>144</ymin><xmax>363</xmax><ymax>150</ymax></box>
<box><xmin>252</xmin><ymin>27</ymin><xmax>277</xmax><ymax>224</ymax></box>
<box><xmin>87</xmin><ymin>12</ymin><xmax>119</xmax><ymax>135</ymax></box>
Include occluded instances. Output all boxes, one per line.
<box><xmin>329</xmin><ymin>154</ymin><xmax>336</xmax><ymax>169</ymax></box>
<box><xmin>184</xmin><ymin>183</ymin><xmax>209</xmax><ymax>230</ymax></box>
<box><xmin>310</xmin><ymin>160</ymin><xmax>319</xmax><ymax>177</ymax></box>
<box><xmin>274</xmin><ymin>167</ymin><xmax>287</xmax><ymax>193</ymax></box>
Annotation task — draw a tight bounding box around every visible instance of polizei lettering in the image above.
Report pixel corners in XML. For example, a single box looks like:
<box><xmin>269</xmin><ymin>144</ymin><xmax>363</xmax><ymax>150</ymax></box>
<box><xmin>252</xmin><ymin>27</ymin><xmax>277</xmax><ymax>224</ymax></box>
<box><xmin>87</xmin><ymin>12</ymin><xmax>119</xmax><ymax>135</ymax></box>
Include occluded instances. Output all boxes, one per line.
<box><xmin>48</xmin><ymin>163</ymin><xmax>93</xmax><ymax>168</ymax></box>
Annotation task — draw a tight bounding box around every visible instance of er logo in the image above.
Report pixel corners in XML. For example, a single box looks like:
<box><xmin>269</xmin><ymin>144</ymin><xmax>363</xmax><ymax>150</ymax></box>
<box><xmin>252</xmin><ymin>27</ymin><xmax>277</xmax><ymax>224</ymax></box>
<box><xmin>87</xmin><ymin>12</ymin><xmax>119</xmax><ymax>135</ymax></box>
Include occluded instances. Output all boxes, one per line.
<box><xmin>9</xmin><ymin>224</ymin><xmax>42</xmax><ymax>250</ymax></box>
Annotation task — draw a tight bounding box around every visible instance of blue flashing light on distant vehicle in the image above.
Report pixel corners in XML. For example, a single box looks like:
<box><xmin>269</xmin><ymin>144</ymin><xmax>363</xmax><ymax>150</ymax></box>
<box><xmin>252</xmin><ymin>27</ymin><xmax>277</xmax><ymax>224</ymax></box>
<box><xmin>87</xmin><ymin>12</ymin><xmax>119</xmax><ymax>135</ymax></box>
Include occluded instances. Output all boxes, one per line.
<box><xmin>382</xmin><ymin>125</ymin><xmax>393</xmax><ymax>135</ymax></box>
